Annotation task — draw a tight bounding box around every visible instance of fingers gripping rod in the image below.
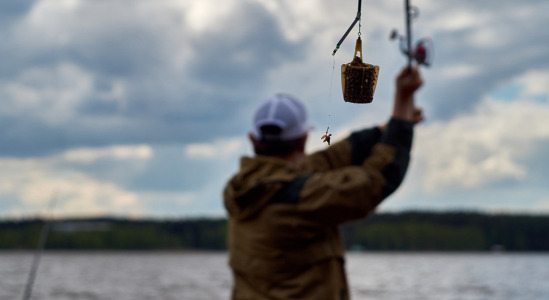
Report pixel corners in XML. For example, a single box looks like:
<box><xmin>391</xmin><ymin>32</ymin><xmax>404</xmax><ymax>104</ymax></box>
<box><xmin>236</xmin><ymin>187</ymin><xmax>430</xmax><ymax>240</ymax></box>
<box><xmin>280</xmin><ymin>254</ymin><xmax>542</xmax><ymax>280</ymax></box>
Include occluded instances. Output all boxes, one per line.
<box><xmin>332</xmin><ymin>0</ymin><xmax>362</xmax><ymax>56</ymax></box>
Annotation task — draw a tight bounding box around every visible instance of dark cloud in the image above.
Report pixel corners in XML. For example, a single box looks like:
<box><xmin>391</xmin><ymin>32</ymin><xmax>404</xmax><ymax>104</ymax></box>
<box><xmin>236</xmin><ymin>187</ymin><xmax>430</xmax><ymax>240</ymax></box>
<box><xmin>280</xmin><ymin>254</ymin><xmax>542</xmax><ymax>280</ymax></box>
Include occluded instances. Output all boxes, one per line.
<box><xmin>420</xmin><ymin>1</ymin><xmax>549</xmax><ymax>119</ymax></box>
<box><xmin>187</xmin><ymin>2</ymin><xmax>303</xmax><ymax>89</ymax></box>
<box><xmin>128</xmin><ymin>147</ymin><xmax>213</xmax><ymax>192</ymax></box>
<box><xmin>0</xmin><ymin>0</ymin><xmax>34</xmax><ymax>26</ymax></box>
<box><xmin>2</xmin><ymin>0</ymin><xmax>549</xmax><ymax>217</ymax></box>
<box><xmin>0</xmin><ymin>116</ymin><xmax>67</xmax><ymax>157</ymax></box>
<box><xmin>0</xmin><ymin>0</ymin><xmax>547</xmax><ymax>158</ymax></box>
<box><xmin>0</xmin><ymin>1</ymin><xmax>305</xmax><ymax>157</ymax></box>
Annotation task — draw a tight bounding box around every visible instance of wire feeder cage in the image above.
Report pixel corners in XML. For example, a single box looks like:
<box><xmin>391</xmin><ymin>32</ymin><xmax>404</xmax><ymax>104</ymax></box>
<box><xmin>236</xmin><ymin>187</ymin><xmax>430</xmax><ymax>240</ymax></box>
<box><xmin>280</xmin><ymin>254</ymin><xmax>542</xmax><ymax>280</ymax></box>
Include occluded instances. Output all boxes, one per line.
<box><xmin>341</xmin><ymin>37</ymin><xmax>380</xmax><ymax>103</ymax></box>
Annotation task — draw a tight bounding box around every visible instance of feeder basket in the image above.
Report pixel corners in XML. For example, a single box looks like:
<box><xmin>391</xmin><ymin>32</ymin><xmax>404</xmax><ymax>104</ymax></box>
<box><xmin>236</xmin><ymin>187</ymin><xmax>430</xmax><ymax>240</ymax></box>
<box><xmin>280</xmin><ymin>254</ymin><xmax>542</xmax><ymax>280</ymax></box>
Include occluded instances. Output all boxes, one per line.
<box><xmin>341</xmin><ymin>37</ymin><xmax>380</xmax><ymax>103</ymax></box>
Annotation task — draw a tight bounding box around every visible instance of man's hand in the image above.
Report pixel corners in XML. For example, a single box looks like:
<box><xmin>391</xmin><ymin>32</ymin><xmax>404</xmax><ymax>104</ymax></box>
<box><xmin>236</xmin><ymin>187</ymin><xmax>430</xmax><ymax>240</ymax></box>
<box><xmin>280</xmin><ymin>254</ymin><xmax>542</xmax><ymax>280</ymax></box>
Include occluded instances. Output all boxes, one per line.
<box><xmin>392</xmin><ymin>65</ymin><xmax>423</xmax><ymax>122</ymax></box>
<box><xmin>396</xmin><ymin>65</ymin><xmax>423</xmax><ymax>100</ymax></box>
<box><xmin>412</xmin><ymin>107</ymin><xmax>424</xmax><ymax>125</ymax></box>
<box><xmin>379</xmin><ymin>107</ymin><xmax>424</xmax><ymax>132</ymax></box>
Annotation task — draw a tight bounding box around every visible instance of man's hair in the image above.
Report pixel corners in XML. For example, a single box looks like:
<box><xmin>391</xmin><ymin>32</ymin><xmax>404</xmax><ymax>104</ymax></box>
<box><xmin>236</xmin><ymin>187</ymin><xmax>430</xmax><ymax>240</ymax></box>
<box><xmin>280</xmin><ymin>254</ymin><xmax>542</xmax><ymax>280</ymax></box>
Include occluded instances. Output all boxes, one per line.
<box><xmin>253</xmin><ymin>125</ymin><xmax>304</xmax><ymax>156</ymax></box>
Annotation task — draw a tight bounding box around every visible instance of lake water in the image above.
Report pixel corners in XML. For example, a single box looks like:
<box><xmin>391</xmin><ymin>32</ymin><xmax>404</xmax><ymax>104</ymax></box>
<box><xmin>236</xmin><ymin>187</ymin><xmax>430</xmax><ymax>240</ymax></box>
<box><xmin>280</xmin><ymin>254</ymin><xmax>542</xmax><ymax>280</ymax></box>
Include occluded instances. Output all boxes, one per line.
<box><xmin>1</xmin><ymin>251</ymin><xmax>548</xmax><ymax>299</ymax></box>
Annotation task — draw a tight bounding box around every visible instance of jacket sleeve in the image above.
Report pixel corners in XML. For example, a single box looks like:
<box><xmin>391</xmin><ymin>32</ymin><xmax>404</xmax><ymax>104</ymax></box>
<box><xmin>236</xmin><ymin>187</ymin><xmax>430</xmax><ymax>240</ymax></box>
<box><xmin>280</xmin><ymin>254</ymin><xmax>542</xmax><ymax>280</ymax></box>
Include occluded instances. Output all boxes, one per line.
<box><xmin>377</xmin><ymin>118</ymin><xmax>414</xmax><ymax>197</ymax></box>
<box><xmin>297</xmin><ymin>118</ymin><xmax>413</xmax><ymax>225</ymax></box>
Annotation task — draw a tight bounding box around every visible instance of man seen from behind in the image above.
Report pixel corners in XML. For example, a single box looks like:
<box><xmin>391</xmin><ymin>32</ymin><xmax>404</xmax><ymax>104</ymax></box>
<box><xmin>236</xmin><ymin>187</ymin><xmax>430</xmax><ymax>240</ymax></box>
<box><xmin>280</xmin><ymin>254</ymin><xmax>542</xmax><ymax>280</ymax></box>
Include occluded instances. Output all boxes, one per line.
<box><xmin>224</xmin><ymin>65</ymin><xmax>424</xmax><ymax>299</ymax></box>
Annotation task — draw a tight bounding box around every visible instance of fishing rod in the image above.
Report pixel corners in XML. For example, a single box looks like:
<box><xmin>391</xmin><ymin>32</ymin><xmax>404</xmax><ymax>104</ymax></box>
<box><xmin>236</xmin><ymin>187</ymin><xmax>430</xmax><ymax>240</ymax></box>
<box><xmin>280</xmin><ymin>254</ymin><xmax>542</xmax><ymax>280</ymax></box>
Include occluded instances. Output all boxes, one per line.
<box><xmin>332</xmin><ymin>0</ymin><xmax>362</xmax><ymax>56</ymax></box>
<box><xmin>22</xmin><ymin>194</ymin><xmax>58</xmax><ymax>300</ymax></box>
<box><xmin>405</xmin><ymin>0</ymin><xmax>412</xmax><ymax>67</ymax></box>
<box><xmin>390</xmin><ymin>0</ymin><xmax>434</xmax><ymax>67</ymax></box>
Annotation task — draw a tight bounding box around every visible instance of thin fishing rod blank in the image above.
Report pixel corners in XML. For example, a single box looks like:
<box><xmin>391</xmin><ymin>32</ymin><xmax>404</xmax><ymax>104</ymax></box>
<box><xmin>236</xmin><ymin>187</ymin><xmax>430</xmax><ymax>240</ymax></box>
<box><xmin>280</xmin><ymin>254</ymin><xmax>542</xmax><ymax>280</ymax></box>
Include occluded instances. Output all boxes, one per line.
<box><xmin>22</xmin><ymin>194</ymin><xmax>57</xmax><ymax>300</ymax></box>
<box><xmin>332</xmin><ymin>0</ymin><xmax>362</xmax><ymax>56</ymax></box>
<box><xmin>405</xmin><ymin>0</ymin><xmax>412</xmax><ymax>67</ymax></box>
<box><xmin>22</xmin><ymin>221</ymin><xmax>51</xmax><ymax>300</ymax></box>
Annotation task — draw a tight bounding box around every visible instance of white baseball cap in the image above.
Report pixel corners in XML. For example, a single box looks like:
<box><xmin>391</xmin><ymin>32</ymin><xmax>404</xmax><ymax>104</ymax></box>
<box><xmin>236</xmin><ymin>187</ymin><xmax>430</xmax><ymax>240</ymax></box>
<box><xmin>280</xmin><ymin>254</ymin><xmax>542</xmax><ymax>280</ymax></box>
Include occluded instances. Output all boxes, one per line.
<box><xmin>251</xmin><ymin>93</ymin><xmax>309</xmax><ymax>141</ymax></box>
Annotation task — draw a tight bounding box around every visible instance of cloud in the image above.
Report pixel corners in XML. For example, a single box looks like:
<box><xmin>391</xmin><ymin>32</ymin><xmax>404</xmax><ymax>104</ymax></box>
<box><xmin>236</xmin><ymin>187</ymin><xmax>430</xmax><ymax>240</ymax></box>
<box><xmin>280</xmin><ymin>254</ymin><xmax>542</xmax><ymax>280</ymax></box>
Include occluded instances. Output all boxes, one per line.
<box><xmin>439</xmin><ymin>64</ymin><xmax>481</xmax><ymax>80</ymax></box>
<box><xmin>534</xmin><ymin>198</ymin><xmax>549</xmax><ymax>212</ymax></box>
<box><xmin>1</xmin><ymin>166</ymin><xmax>143</xmax><ymax>218</ymax></box>
<box><xmin>431</xmin><ymin>9</ymin><xmax>486</xmax><ymax>32</ymax></box>
<box><xmin>1</xmin><ymin>63</ymin><xmax>93</xmax><ymax>125</ymax></box>
<box><xmin>415</xmin><ymin>98</ymin><xmax>549</xmax><ymax>194</ymax></box>
<box><xmin>137</xmin><ymin>191</ymin><xmax>196</xmax><ymax>217</ymax></box>
<box><xmin>63</xmin><ymin>144</ymin><xmax>153</xmax><ymax>163</ymax></box>
<box><xmin>2</xmin><ymin>0</ymin><xmax>547</xmax><ymax>158</ymax></box>
<box><xmin>0</xmin><ymin>0</ymin><xmax>308</xmax><ymax>158</ymax></box>
<box><xmin>181</xmin><ymin>0</ymin><xmax>240</xmax><ymax>33</ymax></box>
<box><xmin>0</xmin><ymin>143</ymin><xmax>157</xmax><ymax>218</ymax></box>
<box><xmin>184</xmin><ymin>138</ymin><xmax>246</xmax><ymax>160</ymax></box>
<box><xmin>0</xmin><ymin>141</ymin><xmax>229</xmax><ymax>218</ymax></box>
<box><xmin>415</xmin><ymin>0</ymin><xmax>549</xmax><ymax>118</ymax></box>
<box><xmin>1</xmin><ymin>0</ymin><xmax>549</xmax><ymax>217</ymax></box>
<box><xmin>515</xmin><ymin>70</ymin><xmax>549</xmax><ymax>97</ymax></box>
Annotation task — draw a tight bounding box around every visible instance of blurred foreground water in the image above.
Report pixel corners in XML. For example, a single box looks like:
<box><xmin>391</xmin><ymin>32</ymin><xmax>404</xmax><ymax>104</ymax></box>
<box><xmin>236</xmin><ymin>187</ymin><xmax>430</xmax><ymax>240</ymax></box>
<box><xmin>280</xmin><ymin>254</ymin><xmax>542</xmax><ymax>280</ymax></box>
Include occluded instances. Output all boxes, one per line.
<box><xmin>1</xmin><ymin>251</ymin><xmax>548</xmax><ymax>300</ymax></box>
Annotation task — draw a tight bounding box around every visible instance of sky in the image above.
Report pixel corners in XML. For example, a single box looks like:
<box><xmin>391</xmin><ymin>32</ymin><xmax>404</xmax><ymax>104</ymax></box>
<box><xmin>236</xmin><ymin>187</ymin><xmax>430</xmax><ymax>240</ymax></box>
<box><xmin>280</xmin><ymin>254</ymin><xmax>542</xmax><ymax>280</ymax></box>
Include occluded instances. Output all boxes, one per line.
<box><xmin>1</xmin><ymin>0</ymin><xmax>548</xmax><ymax>219</ymax></box>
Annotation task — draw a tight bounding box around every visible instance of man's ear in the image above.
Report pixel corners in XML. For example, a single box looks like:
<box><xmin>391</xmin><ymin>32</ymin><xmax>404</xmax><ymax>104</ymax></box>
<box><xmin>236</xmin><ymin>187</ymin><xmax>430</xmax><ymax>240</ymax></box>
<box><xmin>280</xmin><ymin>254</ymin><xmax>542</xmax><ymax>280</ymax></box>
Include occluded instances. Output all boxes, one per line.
<box><xmin>248</xmin><ymin>132</ymin><xmax>259</xmax><ymax>155</ymax></box>
<box><xmin>248</xmin><ymin>132</ymin><xmax>257</xmax><ymax>144</ymax></box>
<box><xmin>298</xmin><ymin>133</ymin><xmax>308</xmax><ymax>152</ymax></box>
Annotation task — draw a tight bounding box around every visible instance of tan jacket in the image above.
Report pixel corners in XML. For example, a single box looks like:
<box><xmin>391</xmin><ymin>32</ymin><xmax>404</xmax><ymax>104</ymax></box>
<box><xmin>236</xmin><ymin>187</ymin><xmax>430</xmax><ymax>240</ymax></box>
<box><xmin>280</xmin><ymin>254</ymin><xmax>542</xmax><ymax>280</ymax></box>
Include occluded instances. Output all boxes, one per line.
<box><xmin>224</xmin><ymin>119</ymin><xmax>413</xmax><ymax>299</ymax></box>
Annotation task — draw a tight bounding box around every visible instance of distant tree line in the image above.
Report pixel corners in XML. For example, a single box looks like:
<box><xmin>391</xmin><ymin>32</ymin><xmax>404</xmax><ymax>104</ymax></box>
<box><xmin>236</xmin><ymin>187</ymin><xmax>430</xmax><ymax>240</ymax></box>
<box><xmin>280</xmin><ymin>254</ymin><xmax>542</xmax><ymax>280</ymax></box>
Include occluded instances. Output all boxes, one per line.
<box><xmin>1</xmin><ymin>212</ymin><xmax>549</xmax><ymax>251</ymax></box>
<box><xmin>0</xmin><ymin>218</ymin><xmax>226</xmax><ymax>250</ymax></box>
<box><xmin>341</xmin><ymin>212</ymin><xmax>549</xmax><ymax>251</ymax></box>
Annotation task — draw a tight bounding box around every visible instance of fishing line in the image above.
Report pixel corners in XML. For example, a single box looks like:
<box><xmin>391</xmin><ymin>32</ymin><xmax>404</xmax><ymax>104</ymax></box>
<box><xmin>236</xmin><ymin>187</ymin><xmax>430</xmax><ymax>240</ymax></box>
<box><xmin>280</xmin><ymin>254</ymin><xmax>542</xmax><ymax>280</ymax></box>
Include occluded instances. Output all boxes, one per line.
<box><xmin>322</xmin><ymin>56</ymin><xmax>336</xmax><ymax>146</ymax></box>
<box><xmin>327</xmin><ymin>55</ymin><xmax>336</xmax><ymax>124</ymax></box>
<box><xmin>325</xmin><ymin>0</ymin><xmax>363</xmax><ymax>144</ymax></box>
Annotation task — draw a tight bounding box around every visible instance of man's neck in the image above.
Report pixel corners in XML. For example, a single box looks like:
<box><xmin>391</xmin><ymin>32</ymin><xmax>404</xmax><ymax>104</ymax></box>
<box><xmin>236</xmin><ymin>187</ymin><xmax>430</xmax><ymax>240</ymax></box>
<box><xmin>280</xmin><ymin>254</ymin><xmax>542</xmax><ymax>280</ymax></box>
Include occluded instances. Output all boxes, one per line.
<box><xmin>277</xmin><ymin>151</ymin><xmax>306</xmax><ymax>167</ymax></box>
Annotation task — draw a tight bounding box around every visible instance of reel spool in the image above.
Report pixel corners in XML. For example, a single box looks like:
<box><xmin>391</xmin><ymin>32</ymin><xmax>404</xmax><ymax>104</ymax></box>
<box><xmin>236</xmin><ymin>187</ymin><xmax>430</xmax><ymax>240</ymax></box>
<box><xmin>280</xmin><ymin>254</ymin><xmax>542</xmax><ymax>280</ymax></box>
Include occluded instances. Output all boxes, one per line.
<box><xmin>390</xmin><ymin>29</ymin><xmax>434</xmax><ymax>67</ymax></box>
<box><xmin>412</xmin><ymin>38</ymin><xmax>434</xmax><ymax>66</ymax></box>
<box><xmin>341</xmin><ymin>37</ymin><xmax>380</xmax><ymax>103</ymax></box>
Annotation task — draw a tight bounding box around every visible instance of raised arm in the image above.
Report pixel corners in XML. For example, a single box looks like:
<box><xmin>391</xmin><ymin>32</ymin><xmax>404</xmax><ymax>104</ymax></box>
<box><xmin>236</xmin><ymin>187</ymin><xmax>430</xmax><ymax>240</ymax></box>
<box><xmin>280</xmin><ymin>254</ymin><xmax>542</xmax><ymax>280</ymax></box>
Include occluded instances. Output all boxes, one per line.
<box><xmin>392</xmin><ymin>65</ymin><xmax>423</xmax><ymax>122</ymax></box>
<box><xmin>297</xmin><ymin>66</ymin><xmax>424</xmax><ymax>224</ymax></box>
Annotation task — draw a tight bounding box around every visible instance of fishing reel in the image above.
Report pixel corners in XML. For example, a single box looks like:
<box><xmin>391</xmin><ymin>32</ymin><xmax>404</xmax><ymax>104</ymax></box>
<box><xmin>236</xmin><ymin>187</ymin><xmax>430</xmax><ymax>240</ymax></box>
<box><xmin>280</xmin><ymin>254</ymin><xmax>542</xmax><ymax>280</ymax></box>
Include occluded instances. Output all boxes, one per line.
<box><xmin>390</xmin><ymin>3</ymin><xmax>434</xmax><ymax>67</ymax></box>
<box><xmin>390</xmin><ymin>30</ymin><xmax>434</xmax><ymax>67</ymax></box>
